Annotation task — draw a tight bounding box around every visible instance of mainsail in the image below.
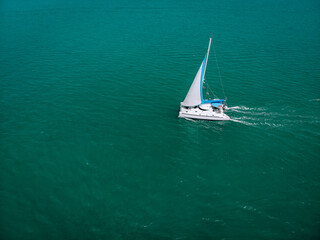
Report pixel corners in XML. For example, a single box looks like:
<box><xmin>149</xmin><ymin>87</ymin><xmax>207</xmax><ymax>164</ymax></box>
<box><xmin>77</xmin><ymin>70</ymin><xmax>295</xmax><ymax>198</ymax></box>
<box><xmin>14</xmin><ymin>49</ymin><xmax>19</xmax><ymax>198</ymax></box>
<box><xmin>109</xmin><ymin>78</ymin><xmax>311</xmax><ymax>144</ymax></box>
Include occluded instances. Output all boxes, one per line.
<box><xmin>182</xmin><ymin>57</ymin><xmax>206</xmax><ymax>107</ymax></box>
<box><xmin>182</xmin><ymin>38</ymin><xmax>212</xmax><ymax>107</ymax></box>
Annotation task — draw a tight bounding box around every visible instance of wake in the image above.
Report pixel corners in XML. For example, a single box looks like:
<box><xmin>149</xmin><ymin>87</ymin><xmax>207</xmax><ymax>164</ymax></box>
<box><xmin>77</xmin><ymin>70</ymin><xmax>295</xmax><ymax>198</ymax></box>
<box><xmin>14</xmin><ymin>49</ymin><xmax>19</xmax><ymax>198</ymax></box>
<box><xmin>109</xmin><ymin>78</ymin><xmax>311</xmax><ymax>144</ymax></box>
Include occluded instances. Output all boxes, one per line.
<box><xmin>227</xmin><ymin>105</ymin><xmax>316</xmax><ymax>128</ymax></box>
<box><xmin>227</xmin><ymin>105</ymin><xmax>275</xmax><ymax>127</ymax></box>
<box><xmin>229</xmin><ymin>118</ymin><xmax>256</xmax><ymax>126</ymax></box>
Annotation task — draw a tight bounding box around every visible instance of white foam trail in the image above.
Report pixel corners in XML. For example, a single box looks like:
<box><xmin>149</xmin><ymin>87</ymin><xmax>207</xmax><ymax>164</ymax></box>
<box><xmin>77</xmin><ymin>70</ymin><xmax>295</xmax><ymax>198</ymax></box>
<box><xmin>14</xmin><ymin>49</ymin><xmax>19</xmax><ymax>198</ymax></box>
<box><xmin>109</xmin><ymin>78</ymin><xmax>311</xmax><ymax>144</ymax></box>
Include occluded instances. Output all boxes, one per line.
<box><xmin>230</xmin><ymin>119</ymin><xmax>256</xmax><ymax>126</ymax></box>
<box><xmin>228</xmin><ymin>106</ymin><xmax>266</xmax><ymax>111</ymax></box>
<box><xmin>264</xmin><ymin>122</ymin><xmax>284</xmax><ymax>128</ymax></box>
<box><xmin>228</xmin><ymin>106</ymin><xmax>255</xmax><ymax>111</ymax></box>
<box><xmin>228</xmin><ymin>106</ymin><xmax>244</xmax><ymax>110</ymax></box>
<box><xmin>227</xmin><ymin>105</ymin><xmax>313</xmax><ymax>128</ymax></box>
<box><xmin>229</xmin><ymin>108</ymin><xmax>246</xmax><ymax>113</ymax></box>
<box><xmin>185</xmin><ymin>118</ymin><xmax>197</xmax><ymax>122</ymax></box>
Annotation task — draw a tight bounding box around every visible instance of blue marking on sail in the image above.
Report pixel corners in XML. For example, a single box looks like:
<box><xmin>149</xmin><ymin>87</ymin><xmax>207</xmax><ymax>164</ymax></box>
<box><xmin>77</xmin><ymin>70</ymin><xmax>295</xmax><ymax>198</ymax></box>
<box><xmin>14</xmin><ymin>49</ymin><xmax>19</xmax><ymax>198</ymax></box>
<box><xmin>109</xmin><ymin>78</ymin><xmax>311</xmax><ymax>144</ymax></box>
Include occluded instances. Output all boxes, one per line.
<box><xmin>200</xmin><ymin>56</ymin><xmax>206</xmax><ymax>103</ymax></box>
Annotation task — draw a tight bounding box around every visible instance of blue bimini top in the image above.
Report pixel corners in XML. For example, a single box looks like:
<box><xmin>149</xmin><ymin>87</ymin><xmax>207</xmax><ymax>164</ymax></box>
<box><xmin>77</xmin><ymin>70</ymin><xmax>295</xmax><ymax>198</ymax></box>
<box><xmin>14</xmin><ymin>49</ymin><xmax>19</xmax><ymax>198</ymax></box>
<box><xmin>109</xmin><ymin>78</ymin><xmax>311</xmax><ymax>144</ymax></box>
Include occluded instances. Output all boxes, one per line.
<box><xmin>202</xmin><ymin>99</ymin><xmax>225</xmax><ymax>104</ymax></box>
<box><xmin>202</xmin><ymin>99</ymin><xmax>225</xmax><ymax>108</ymax></box>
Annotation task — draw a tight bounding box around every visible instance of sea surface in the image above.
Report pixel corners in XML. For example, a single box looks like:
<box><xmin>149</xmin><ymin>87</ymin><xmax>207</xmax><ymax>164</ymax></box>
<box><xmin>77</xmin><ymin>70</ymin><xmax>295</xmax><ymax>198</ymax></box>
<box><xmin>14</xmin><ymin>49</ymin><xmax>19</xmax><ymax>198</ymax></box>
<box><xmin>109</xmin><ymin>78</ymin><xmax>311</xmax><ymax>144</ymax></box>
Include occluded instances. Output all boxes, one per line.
<box><xmin>1</xmin><ymin>0</ymin><xmax>320</xmax><ymax>239</ymax></box>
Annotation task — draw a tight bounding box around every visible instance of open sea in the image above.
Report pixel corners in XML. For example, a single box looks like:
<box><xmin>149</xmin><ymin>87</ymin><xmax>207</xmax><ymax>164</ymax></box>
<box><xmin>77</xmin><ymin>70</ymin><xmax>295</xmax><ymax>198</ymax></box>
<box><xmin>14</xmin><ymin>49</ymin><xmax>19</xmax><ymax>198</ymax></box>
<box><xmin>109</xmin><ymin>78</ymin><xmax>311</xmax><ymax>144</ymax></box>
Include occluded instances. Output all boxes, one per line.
<box><xmin>1</xmin><ymin>0</ymin><xmax>320</xmax><ymax>239</ymax></box>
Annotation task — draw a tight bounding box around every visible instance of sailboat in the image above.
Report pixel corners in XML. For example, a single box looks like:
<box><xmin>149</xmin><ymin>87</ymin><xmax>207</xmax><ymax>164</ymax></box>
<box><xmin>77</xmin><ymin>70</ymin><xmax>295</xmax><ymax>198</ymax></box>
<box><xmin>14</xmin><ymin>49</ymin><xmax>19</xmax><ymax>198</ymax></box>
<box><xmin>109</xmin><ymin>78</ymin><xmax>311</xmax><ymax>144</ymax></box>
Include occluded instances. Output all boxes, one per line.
<box><xmin>179</xmin><ymin>37</ymin><xmax>230</xmax><ymax>121</ymax></box>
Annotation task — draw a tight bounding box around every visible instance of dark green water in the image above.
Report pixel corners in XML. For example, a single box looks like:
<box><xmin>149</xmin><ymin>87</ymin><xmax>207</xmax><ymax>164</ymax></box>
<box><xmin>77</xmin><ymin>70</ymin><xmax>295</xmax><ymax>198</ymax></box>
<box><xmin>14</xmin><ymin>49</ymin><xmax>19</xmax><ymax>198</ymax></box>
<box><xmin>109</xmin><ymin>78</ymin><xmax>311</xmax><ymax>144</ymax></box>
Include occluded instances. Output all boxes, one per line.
<box><xmin>1</xmin><ymin>0</ymin><xmax>320</xmax><ymax>239</ymax></box>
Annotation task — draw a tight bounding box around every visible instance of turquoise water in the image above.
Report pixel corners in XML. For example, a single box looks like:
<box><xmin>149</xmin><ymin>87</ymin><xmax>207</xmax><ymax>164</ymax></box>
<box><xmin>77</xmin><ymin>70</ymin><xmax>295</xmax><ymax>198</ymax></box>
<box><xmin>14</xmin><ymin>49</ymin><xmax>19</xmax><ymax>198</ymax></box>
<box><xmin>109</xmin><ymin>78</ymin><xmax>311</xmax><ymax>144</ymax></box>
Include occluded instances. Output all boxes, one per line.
<box><xmin>1</xmin><ymin>0</ymin><xmax>320</xmax><ymax>239</ymax></box>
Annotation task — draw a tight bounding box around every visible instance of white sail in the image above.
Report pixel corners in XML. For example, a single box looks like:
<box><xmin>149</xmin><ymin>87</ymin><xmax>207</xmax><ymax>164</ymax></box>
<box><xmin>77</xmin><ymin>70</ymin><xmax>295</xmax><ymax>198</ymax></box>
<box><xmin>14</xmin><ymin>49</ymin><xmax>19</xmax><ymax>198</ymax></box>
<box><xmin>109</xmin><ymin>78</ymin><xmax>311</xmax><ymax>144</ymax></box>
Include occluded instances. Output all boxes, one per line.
<box><xmin>182</xmin><ymin>57</ymin><xmax>206</xmax><ymax>107</ymax></box>
<box><xmin>203</xmin><ymin>37</ymin><xmax>212</xmax><ymax>82</ymax></box>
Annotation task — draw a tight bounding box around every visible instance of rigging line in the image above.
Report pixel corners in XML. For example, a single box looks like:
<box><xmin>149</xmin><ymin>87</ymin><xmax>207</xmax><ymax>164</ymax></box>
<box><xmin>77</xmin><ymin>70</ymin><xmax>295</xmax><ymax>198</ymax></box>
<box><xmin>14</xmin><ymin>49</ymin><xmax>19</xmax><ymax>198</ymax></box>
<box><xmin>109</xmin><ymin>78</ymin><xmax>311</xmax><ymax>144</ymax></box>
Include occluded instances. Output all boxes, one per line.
<box><xmin>204</xmin><ymin>81</ymin><xmax>217</xmax><ymax>98</ymax></box>
<box><xmin>211</xmin><ymin>40</ymin><xmax>227</xmax><ymax>100</ymax></box>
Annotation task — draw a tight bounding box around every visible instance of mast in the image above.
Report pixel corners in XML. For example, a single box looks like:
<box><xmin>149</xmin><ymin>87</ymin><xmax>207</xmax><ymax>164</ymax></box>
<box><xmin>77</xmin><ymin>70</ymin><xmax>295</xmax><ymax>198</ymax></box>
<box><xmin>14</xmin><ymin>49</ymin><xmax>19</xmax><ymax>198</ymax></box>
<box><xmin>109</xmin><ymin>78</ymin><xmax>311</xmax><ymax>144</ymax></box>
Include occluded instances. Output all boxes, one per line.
<box><xmin>202</xmin><ymin>37</ymin><xmax>212</xmax><ymax>82</ymax></box>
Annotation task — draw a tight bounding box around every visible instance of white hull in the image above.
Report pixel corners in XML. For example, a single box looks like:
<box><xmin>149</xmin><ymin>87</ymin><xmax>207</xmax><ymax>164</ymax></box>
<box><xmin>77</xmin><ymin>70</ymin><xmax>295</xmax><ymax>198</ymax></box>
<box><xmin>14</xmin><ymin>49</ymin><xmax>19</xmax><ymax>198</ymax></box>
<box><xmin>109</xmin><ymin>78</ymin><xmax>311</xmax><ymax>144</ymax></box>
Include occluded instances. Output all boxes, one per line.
<box><xmin>179</xmin><ymin>106</ymin><xmax>230</xmax><ymax>121</ymax></box>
